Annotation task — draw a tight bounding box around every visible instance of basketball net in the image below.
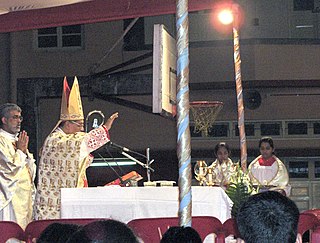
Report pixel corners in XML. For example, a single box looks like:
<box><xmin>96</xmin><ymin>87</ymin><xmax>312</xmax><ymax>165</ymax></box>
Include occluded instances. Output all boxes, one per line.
<box><xmin>190</xmin><ymin>101</ymin><xmax>223</xmax><ymax>137</ymax></box>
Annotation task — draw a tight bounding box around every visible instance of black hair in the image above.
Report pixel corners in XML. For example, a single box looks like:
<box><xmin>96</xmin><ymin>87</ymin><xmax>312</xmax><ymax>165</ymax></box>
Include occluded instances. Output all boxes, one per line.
<box><xmin>236</xmin><ymin>191</ymin><xmax>300</xmax><ymax>243</ymax></box>
<box><xmin>259</xmin><ymin>136</ymin><xmax>274</xmax><ymax>149</ymax></box>
<box><xmin>160</xmin><ymin>226</ymin><xmax>202</xmax><ymax>243</ymax></box>
<box><xmin>37</xmin><ymin>223</ymin><xmax>81</xmax><ymax>243</ymax></box>
<box><xmin>214</xmin><ymin>142</ymin><xmax>231</xmax><ymax>157</ymax></box>
<box><xmin>66</xmin><ymin>220</ymin><xmax>139</xmax><ymax>243</ymax></box>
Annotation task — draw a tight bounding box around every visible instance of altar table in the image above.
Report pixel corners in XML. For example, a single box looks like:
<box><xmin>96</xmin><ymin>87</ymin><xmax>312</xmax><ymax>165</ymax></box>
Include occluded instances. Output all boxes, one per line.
<box><xmin>61</xmin><ymin>186</ymin><xmax>233</xmax><ymax>223</ymax></box>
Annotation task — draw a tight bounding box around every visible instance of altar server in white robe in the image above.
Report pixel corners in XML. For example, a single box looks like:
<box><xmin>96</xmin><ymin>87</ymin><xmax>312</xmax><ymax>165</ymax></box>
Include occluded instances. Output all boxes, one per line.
<box><xmin>249</xmin><ymin>136</ymin><xmax>291</xmax><ymax>196</ymax></box>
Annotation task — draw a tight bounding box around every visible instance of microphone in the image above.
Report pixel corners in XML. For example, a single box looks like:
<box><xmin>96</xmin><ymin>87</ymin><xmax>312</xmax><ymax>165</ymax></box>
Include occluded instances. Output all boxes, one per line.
<box><xmin>108</xmin><ymin>141</ymin><xmax>130</xmax><ymax>152</ymax></box>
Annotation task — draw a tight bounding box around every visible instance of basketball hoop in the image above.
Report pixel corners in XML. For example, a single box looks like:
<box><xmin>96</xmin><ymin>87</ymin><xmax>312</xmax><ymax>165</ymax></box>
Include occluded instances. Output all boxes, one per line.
<box><xmin>190</xmin><ymin>101</ymin><xmax>223</xmax><ymax>137</ymax></box>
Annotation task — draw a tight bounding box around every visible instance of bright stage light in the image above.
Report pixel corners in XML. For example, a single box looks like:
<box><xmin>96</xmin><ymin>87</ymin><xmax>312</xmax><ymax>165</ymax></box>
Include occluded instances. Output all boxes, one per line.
<box><xmin>210</xmin><ymin>2</ymin><xmax>244</xmax><ymax>33</ymax></box>
<box><xmin>217</xmin><ymin>9</ymin><xmax>234</xmax><ymax>25</ymax></box>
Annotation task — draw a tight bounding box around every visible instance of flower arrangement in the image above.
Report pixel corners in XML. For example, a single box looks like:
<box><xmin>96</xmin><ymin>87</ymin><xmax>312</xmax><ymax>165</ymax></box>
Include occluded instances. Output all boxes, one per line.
<box><xmin>225</xmin><ymin>163</ymin><xmax>257</xmax><ymax>217</ymax></box>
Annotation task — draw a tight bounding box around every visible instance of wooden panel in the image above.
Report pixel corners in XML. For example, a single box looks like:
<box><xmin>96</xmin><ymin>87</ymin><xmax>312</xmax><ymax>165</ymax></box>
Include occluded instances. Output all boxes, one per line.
<box><xmin>290</xmin><ymin>181</ymin><xmax>310</xmax><ymax>211</ymax></box>
<box><xmin>311</xmin><ymin>182</ymin><xmax>320</xmax><ymax>208</ymax></box>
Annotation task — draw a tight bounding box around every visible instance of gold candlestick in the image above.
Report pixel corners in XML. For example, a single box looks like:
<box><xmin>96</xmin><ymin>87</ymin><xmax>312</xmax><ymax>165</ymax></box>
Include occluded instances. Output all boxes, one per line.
<box><xmin>194</xmin><ymin>160</ymin><xmax>208</xmax><ymax>186</ymax></box>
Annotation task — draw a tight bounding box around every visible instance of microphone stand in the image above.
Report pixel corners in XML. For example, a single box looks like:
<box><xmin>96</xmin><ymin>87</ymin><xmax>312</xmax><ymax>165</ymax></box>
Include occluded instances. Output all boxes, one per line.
<box><xmin>95</xmin><ymin>151</ymin><xmax>125</xmax><ymax>186</ymax></box>
<box><xmin>146</xmin><ymin>148</ymin><xmax>151</xmax><ymax>182</ymax></box>
<box><xmin>121</xmin><ymin>148</ymin><xmax>155</xmax><ymax>181</ymax></box>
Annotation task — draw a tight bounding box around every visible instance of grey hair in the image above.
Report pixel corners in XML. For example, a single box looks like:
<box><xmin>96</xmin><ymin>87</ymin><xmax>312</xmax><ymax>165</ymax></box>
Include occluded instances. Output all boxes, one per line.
<box><xmin>0</xmin><ymin>103</ymin><xmax>22</xmax><ymax>126</ymax></box>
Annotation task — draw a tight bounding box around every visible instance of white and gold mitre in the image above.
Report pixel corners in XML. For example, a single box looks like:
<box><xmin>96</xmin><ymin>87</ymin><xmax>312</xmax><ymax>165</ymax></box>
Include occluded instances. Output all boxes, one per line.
<box><xmin>60</xmin><ymin>76</ymin><xmax>84</xmax><ymax>121</ymax></box>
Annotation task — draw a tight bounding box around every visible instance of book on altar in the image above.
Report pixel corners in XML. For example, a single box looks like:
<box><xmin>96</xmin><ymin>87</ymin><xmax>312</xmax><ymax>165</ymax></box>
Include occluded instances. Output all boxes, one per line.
<box><xmin>104</xmin><ymin>171</ymin><xmax>143</xmax><ymax>187</ymax></box>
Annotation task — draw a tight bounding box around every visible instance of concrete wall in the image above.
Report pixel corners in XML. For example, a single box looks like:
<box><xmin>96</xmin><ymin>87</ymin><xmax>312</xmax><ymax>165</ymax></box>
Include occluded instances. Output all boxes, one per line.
<box><xmin>0</xmin><ymin>33</ymin><xmax>11</xmax><ymax>103</ymax></box>
<box><xmin>3</xmin><ymin>18</ymin><xmax>320</xmax><ymax>156</ymax></box>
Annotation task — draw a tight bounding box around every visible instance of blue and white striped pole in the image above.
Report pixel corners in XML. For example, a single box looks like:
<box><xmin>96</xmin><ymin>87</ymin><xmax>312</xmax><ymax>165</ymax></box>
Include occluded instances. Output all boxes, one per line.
<box><xmin>176</xmin><ymin>0</ymin><xmax>192</xmax><ymax>227</ymax></box>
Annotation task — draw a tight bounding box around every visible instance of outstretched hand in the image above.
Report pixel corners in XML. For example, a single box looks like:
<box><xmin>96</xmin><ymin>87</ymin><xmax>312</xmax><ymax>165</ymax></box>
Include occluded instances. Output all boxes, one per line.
<box><xmin>104</xmin><ymin>112</ymin><xmax>119</xmax><ymax>130</ymax></box>
<box><xmin>16</xmin><ymin>130</ymin><xmax>29</xmax><ymax>154</ymax></box>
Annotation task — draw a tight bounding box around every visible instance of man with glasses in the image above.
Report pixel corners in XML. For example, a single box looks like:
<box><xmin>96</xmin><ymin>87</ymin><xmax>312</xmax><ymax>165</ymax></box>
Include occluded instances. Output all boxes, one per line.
<box><xmin>34</xmin><ymin>77</ymin><xmax>118</xmax><ymax>220</ymax></box>
<box><xmin>0</xmin><ymin>103</ymin><xmax>36</xmax><ymax>229</ymax></box>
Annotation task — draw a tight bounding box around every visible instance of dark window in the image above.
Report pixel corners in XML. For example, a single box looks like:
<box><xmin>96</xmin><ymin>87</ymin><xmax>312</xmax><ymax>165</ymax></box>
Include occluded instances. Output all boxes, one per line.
<box><xmin>38</xmin><ymin>27</ymin><xmax>57</xmax><ymax>35</ymax></box>
<box><xmin>314</xmin><ymin>123</ymin><xmax>320</xmax><ymax>134</ymax></box>
<box><xmin>293</xmin><ymin>0</ymin><xmax>314</xmax><ymax>11</ymax></box>
<box><xmin>208</xmin><ymin>124</ymin><xmax>228</xmax><ymax>137</ymax></box>
<box><xmin>38</xmin><ymin>36</ymin><xmax>57</xmax><ymax>48</ymax></box>
<box><xmin>288</xmin><ymin>161</ymin><xmax>308</xmax><ymax>178</ymax></box>
<box><xmin>260</xmin><ymin>123</ymin><xmax>280</xmax><ymax>136</ymax></box>
<box><xmin>235</xmin><ymin>124</ymin><xmax>255</xmax><ymax>137</ymax></box>
<box><xmin>62</xmin><ymin>35</ymin><xmax>82</xmax><ymax>47</ymax></box>
<box><xmin>315</xmin><ymin>161</ymin><xmax>320</xmax><ymax>178</ymax></box>
<box><xmin>62</xmin><ymin>25</ymin><xmax>82</xmax><ymax>47</ymax></box>
<box><xmin>62</xmin><ymin>25</ymin><xmax>81</xmax><ymax>34</ymax></box>
<box><xmin>37</xmin><ymin>25</ymin><xmax>82</xmax><ymax>49</ymax></box>
<box><xmin>288</xmin><ymin>122</ymin><xmax>308</xmax><ymax>135</ymax></box>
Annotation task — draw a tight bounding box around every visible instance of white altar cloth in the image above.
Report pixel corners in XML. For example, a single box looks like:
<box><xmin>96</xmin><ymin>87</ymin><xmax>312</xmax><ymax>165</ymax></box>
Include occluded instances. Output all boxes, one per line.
<box><xmin>61</xmin><ymin>186</ymin><xmax>233</xmax><ymax>223</ymax></box>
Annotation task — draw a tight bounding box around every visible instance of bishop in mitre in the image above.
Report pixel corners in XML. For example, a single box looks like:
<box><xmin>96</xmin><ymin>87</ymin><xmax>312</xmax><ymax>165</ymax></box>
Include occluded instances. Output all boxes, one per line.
<box><xmin>34</xmin><ymin>77</ymin><xmax>118</xmax><ymax>219</ymax></box>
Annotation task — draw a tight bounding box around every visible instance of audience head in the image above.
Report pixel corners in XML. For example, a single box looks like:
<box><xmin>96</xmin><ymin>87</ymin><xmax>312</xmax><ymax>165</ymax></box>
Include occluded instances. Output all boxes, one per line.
<box><xmin>214</xmin><ymin>142</ymin><xmax>231</xmax><ymax>163</ymax></box>
<box><xmin>236</xmin><ymin>191</ymin><xmax>301</xmax><ymax>243</ymax></box>
<box><xmin>160</xmin><ymin>226</ymin><xmax>202</xmax><ymax>243</ymax></box>
<box><xmin>66</xmin><ymin>219</ymin><xmax>139</xmax><ymax>243</ymax></box>
<box><xmin>37</xmin><ymin>223</ymin><xmax>81</xmax><ymax>243</ymax></box>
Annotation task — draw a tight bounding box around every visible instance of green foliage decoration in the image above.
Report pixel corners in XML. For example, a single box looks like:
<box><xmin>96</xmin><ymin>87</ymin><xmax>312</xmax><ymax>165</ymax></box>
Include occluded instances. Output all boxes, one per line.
<box><xmin>225</xmin><ymin>163</ymin><xmax>257</xmax><ymax>218</ymax></box>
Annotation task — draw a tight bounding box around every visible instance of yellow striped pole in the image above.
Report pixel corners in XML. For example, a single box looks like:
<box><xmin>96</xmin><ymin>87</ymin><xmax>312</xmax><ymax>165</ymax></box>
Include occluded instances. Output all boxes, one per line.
<box><xmin>233</xmin><ymin>5</ymin><xmax>247</xmax><ymax>171</ymax></box>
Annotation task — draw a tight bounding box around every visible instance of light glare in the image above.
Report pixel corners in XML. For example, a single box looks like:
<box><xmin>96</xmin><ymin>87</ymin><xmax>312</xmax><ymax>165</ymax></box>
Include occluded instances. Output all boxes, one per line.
<box><xmin>218</xmin><ymin>9</ymin><xmax>234</xmax><ymax>25</ymax></box>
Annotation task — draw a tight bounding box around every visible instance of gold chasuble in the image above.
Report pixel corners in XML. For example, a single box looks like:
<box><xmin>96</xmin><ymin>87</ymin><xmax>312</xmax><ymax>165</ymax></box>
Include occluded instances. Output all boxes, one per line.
<box><xmin>0</xmin><ymin>129</ymin><xmax>36</xmax><ymax>229</ymax></box>
<box><xmin>34</xmin><ymin>125</ymin><xmax>110</xmax><ymax>219</ymax></box>
<box><xmin>208</xmin><ymin>158</ymin><xmax>236</xmax><ymax>188</ymax></box>
<box><xmin>248</xmin><ymin>155</ymin><xmax>291</xmax><ymax>196</ymax></box>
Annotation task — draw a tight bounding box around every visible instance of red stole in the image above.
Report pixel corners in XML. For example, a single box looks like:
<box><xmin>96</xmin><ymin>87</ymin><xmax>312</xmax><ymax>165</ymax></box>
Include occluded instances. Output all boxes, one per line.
<box><xmin>258</xmin><ymin>156</ymin><xmax>276</xmax><ymax>166</ymax></box>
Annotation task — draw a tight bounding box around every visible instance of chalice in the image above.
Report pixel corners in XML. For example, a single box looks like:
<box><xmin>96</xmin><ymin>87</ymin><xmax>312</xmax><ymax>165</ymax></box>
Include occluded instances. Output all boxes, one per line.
<box><xmin>194</xmin><ymin>160</ymin><xmax>208</xmax><ymax>186</ymax></box>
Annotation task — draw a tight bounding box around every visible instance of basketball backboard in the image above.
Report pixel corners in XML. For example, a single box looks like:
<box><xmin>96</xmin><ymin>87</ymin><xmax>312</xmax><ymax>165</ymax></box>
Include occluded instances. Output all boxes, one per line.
<box><xmin>152</xmin><ymin>24</ymin><xmax>177</xmax><ymax>117</ymax></box>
